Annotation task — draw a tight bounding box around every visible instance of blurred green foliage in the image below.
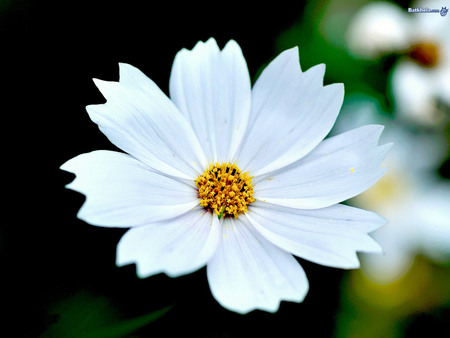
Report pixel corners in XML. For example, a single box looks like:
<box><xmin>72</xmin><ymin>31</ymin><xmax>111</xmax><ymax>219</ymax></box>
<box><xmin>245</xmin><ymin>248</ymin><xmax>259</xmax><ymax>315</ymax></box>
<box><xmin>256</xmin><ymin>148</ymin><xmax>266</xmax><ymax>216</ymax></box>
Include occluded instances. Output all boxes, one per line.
<box><xmin>41</xmin><ymin>290</ymin><xmax>171</xmax><ymax>337</ymax></box>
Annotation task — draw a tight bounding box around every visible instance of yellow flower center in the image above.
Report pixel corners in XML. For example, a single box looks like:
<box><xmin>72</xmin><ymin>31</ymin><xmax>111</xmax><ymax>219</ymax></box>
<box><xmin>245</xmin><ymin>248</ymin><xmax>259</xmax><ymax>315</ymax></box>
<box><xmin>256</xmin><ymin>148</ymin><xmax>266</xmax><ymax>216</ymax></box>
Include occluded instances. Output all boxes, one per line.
<box><xmin>408</xmin><ymin>42</ymin><xmax>440</xmax><ymax>67</ymax></box>
<box><xmin>195</xmin><ymin>162</ymin><xmax>255</xmax><ymax>218</ymax></box>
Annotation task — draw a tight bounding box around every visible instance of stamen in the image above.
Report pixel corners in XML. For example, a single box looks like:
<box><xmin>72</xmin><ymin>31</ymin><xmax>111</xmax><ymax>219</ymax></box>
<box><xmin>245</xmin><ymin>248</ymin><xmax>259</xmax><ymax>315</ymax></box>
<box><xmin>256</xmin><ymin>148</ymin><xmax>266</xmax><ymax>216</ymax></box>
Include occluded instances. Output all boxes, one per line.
<box><xmin>195</xmin><ymin>162</ymin><xmax>255</xmax><ymax>218</ymax></box>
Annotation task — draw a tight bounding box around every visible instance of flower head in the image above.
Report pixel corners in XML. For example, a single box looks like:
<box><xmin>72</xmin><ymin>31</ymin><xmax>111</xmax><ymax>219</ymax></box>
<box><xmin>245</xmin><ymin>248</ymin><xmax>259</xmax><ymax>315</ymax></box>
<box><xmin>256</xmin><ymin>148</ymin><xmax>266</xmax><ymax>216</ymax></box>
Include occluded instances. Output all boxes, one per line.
<box><xmin>61</xmin><ymin>38</ymin><xmax>391</xmax><ymax>314</ymax></box>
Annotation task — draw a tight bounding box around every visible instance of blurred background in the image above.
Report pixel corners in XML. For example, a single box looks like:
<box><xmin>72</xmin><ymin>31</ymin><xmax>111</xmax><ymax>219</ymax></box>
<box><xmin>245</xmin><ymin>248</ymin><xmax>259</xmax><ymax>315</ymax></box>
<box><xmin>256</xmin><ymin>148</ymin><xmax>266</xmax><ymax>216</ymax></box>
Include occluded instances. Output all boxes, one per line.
<box><xmin>2</xmin><ymin>0</ymin><xmax>449</xmax><ymax>336</ymax></box>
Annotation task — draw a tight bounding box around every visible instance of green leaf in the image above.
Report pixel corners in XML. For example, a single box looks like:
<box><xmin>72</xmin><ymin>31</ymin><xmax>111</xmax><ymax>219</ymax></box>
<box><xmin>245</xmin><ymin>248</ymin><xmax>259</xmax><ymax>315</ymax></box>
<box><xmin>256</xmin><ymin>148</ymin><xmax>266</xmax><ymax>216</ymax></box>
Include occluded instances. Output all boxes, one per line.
<box><xmin>42</xmin><ymin>290</ymin><xmax>172</xmax><ymax>337</ymax></box>
<box><xmin>83</xmin><ymin>306</ymin><xmax>172</xmax><ymax>338</ymax></box>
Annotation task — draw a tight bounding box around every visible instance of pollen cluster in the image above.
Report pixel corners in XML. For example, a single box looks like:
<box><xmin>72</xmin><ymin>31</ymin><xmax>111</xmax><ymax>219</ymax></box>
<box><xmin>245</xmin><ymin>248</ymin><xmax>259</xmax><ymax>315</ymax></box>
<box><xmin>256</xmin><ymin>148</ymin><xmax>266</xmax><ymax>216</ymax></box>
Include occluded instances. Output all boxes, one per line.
<box><xmin>195</xmin><ymin>162</ymin><xmax>255</xmax><ymax>218</ymax></box>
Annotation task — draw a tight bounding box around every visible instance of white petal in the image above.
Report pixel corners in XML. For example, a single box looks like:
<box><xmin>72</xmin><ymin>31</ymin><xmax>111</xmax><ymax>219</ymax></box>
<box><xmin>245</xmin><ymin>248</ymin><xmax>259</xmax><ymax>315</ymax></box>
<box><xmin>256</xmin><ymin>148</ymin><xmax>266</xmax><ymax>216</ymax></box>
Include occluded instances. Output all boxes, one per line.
<box><xmin>236</xmin><ymin>47</ymin><xmax>344</xmax><ymax>175</ymax></box>
<box><xmin>246</xmin><ymin>201</ymin><xmax>384</xmax><ymax>269</ymax></box>
<box><xmin>116</xmin><ymin>208</ymin><xmax>221</xmax><ymax>277</ymax></box>
<box><xmin>207</xmin><ymin>217</ymin><xmax>308</xmax><ymax>314</ymax></box>
<box><xmin>61</xmin><ymin>150</ymin><xmax>199</xmax><ymax>227</ymax></box>
<box><xmin>254</xmin><ymin>125</ymin><xmax>391</xmax><ymax>209</ymax></box>
<box><xmin>169</xmin><ymin>38</ymin><xmax>251</xmax><ymax>162</ymax></box>
<box><xmin>86</xmin><ymin>63</ymin><xmax>207</xmax><ymax>179</ymax></box>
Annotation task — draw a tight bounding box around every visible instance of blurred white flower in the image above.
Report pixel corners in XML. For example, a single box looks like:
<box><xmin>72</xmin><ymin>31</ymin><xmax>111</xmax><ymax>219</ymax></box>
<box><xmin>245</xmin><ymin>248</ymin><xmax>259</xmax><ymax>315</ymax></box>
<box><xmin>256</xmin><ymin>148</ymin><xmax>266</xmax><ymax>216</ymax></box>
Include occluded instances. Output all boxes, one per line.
<box><xmin>61</xmin><ymin>38</ymin><xmax>390</xmax><ymax>314</ymax></box>
<box><xmin>357</xmin><ymin>136</ymin><xmax>450</xmax><ymax>284</ymax></box>
<box><xmin>338</xmin><ymin>95</ymin><xmax>450</xmax><ymax>284</ymax></box>
<box><xmin>347</xmin><ymin>1</ymin><xmax>450</xmax><ymax>125</ymax></box>
<box><xmin>346</xmin><ymin>2</ymin><xmax>411</xmax><ymax>58</ymax></box>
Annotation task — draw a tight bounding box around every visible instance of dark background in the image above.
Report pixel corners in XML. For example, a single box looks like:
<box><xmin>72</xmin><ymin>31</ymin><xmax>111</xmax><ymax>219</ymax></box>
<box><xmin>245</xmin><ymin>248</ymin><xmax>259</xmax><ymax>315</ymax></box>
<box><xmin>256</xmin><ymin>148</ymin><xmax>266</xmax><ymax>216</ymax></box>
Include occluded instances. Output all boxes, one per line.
<box><xmin>2</xmin><ymin>1</ymin><xmax>349</xmax><ymax>336</ymax></box>
<box><xmin>5</xmin><ymin>0</ymin><xmax>448</xmax><ymax>336</ymax></box>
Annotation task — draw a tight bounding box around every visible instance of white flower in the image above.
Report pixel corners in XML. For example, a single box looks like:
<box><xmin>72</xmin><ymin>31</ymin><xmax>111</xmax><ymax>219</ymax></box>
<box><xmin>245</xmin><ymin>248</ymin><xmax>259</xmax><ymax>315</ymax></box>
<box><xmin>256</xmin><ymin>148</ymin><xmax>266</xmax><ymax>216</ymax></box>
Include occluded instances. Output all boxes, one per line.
<box><xmin>346</xmin><ymin>1</ymin><xmax>450</xmax><ymax>125</ymax></box>
<box><xmin>346</xmin><ymin>2</ymin><xmax>411</xmax><ymax>58</ymax></box>
<box><xmin>61</xmin><ymin>38</ymin><xmax>390</xmax><ymax>314</ymax></box>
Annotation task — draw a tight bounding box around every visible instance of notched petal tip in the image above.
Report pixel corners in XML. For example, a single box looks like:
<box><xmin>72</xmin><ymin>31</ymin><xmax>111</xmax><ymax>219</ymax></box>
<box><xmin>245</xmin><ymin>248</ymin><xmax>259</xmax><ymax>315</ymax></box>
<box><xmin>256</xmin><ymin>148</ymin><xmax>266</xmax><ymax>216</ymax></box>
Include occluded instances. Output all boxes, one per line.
<box><xmin>261</xmin><ymin>45</ymin><xmax>301</xmax><ymax>75</ymax></box>
<box><xmin>365</xmin><ymin>209</ymin><xmax>389</xmax><ymax>233</ymax></box>
<box><xmin>229</xmin><ymin>302</ymin><xmax>280</xmax><ymax>315</ymax></box>
<box><xmin>367</xmin><ymin>123</ymin><xmax>385</xmax><ymax>136</ymax></box>
<box><xmin>135</xmin><ymin>263</ymin><xmax>153</xmax><ymax>279</ymax></box>
<box><xmin>346</xmin><ymin>259</ymin><xmax>361</xmax><ymax>270</ymax></box>
<box><xmin>85</xmin><ymin>103</ymin><xmax>101</xmax><ymax>113</ymax></box>
<box><xmin>222</xmin><ymin>39</ymin><xmax>246</xmax><ymax>59</ymax></box>
<box><xmin>378</xmin><ymin>142</ymin><xmax>394</xmax><ymax>162</ymax></box>
<box><xmin>116</xmin><ymin>233</ymin><xmax>137</xmax><ymax>268</ymax></box>
<box><xmin>325</xmin><ymin>81</ymin><xmax>345</xmax><ymax>95</ymax></box>
<box><xmin>117</xmin><ymin>258</ymin><xmax>153</xmax><ymax>280</ymax></box>
<box><xmin>223</xmin><ymin>38</ymin><xmax>239</xmax><ymax>49</ymax></box>
<box><xmin>92</xmin><ymin>77</ymin><xmax>107</xmax><ymax>86</ymax></box>
<box><xmin>304</xmin><ymin>63</ymin><xmax>326</xmax><ymax>84</ymax></box>
<box><xmin>90</xmin><ymin>78</ymin><xmax>120</xmax><ymax>101</ymax></box>
<box><xmin>382</xmin><ymin>141</ymin><xmax>394</xmax><ymax>150</ymax></box>
<box><xmin>117</xmin><ymin>62</ymin><xmax>156</xmax><ymax>89</ymax></box>
<box><xmin>118</xmin><ymin>61</ymin><xmax>133</xmax><ymax>70</ymax></box>
<box><xmin>191</xmin><ymin>37</ymin><xmax>220</xmax><ymax>53</ymax></box>
<box><xmin>59</xmin><ymin>158</ymin><xmax>74</xmax><ymax>173</ymax></box>
<box><xmin>282</xmin><ymin>45</ymin><xmax>301</xmax><ymax>70</ymax></box>
<box><xmin>205</xmin><ymin>36</ymin><xmax>219</xmax><ymax>45</ymax></box>
<box><xmin>286</xmin><ymin>45</ymin><xmax>300</xmax><ymax>56</ymax></box>
<box><xmin>345</xmin><ymin>124</ymin><xmax>386</xmax><ymax>148</ymax></box>
<box><xmin>365</xmin><ymin>236</ymin><xmax>384</xmax><ymax>255</ymax></box>
<box><xmin>60</xmin><ymin>162</ymin><xmax>78</xmax><ymax>192</ymax></box>
<box><xmin>118</xmin><ymin>62</ymin><xmax>137</xmax><ymax>79</ymax></box>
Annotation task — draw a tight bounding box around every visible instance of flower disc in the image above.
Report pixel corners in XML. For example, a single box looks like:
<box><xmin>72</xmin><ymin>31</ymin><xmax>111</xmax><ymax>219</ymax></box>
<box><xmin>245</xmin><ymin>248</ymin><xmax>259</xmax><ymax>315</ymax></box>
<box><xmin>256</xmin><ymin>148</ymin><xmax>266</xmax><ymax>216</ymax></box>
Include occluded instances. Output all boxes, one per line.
<box><xmin>196</xmin><ymin>163</ymin><xmax>255</xmax><ymax>218</ymax></box>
